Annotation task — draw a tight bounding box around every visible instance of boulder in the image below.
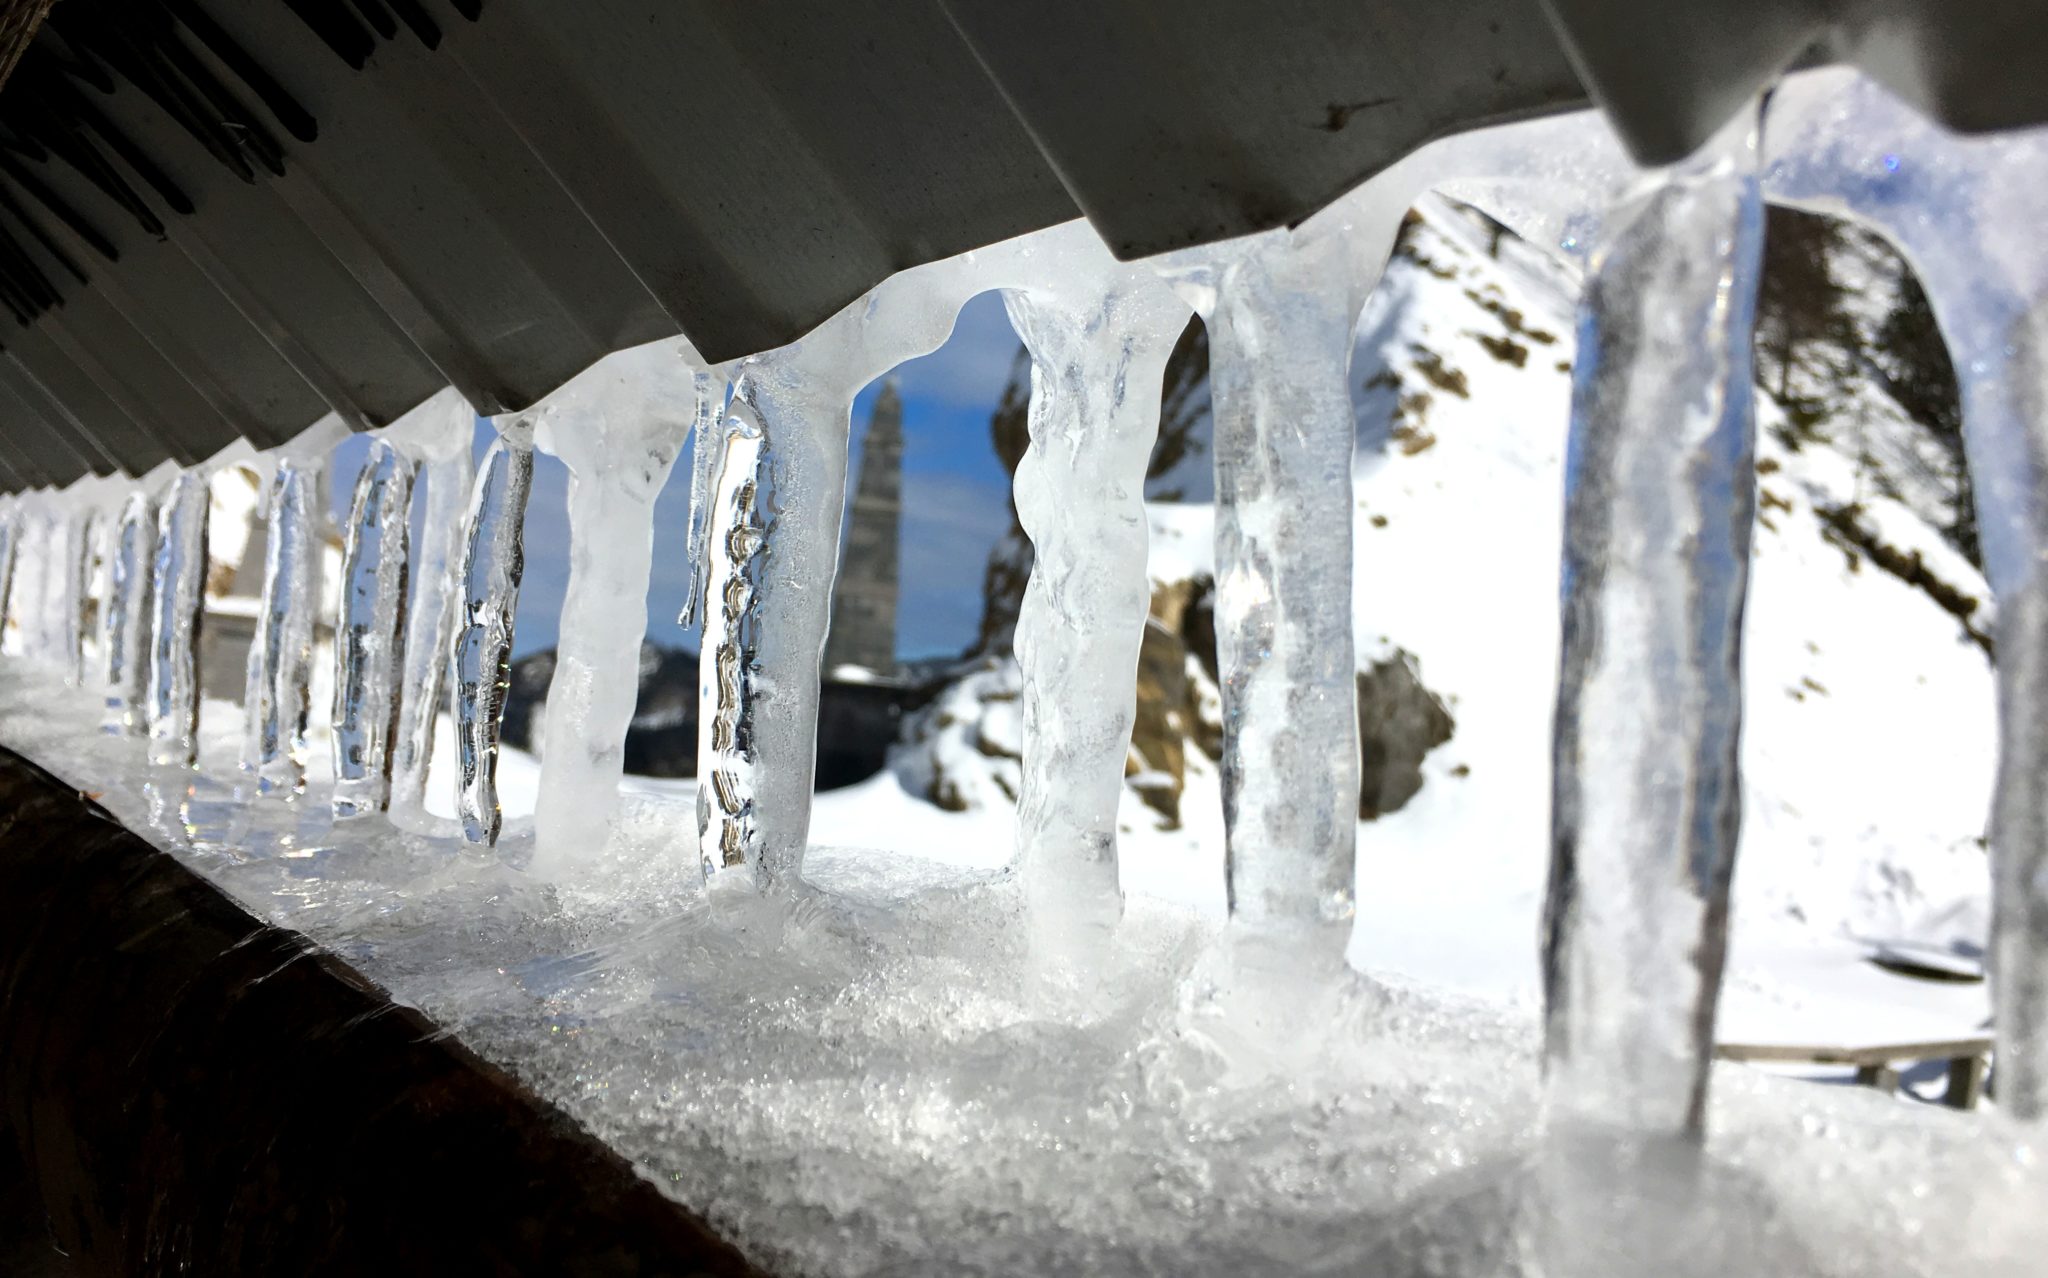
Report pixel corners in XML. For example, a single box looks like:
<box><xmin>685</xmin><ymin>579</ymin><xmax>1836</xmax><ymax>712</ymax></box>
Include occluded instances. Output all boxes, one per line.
<box><xmin>1356</xmin><ymin>650</ymin><xmax>1456</xmax><ymax>820</ymax></box>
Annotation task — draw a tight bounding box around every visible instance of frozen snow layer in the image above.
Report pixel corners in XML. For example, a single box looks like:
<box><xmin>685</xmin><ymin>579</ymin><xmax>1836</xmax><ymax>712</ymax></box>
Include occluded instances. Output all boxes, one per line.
<box><xmin>0</xmin><ymin>674</ymin><xmax>2040</xmax><ymax>1278</ymax></box>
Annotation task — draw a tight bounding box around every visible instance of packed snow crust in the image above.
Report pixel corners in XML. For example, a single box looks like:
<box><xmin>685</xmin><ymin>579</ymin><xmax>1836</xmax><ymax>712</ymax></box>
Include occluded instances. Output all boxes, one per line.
<box><xmin>0</xmin><ymin>197</ymin><xmax>2034</xmax><ymax>1275</ymax></box>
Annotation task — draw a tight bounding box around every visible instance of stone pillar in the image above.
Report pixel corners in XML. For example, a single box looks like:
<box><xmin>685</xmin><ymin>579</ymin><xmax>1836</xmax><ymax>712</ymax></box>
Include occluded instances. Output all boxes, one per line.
<box><xmin>823</xmin><ymin>379</ymin><xmax>903</xmax><ymax>676</ymax></box>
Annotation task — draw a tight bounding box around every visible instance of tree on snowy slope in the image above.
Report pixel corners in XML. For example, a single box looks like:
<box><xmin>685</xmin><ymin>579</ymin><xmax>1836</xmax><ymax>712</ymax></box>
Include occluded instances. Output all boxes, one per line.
<box><xmin>1870</xmin><ymin>269</ymin><xmax>1978</xmax><ymax>565</ymax></box>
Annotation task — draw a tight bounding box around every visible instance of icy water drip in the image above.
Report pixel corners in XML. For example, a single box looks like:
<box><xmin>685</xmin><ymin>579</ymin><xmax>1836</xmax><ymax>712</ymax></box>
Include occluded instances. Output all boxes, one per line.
<box><xmin>1541</xmin><ymin>108</ymin><xmax>1765</xmax><ymax>1145</ymax></box>
<box><xmin>99</xmin><ymin>491</ymin><xmax>157</xmax><ymax>735</ymax></box>
<box><xmin>389</xmin><ymin>390</ymin><xmax>478</xmax><ymax>813</ymax></box>
<box><xmin>452</xmin><ymin>419</ymin><xmax>535</xmax><ymax>847</ymax></box>
<box><xmin>532</xmin><ymin>341</ymin><xmax>715</xmax><ymax>876</ymax></box>
<box><xmin>332</xmin><ymin>440</ymin><xmax>415</xmax><ymax>817</ymax></box>
<box><xmin>1002</xmin><ymin>276</ymin><xmax>1187</xmax><ymax>940</ymax></box>
<box><xmin>243</xmin><ymin>458</ymin><xmax>321</xmax><ymax>794</ymax></box>
<box><xmin>1763</xmin><ymin>68</ymin><xmax>2048</xmax><ymax>1120</ymax></box>
<box><xmin>147</xmin><ymin>471</ymin><xmax>210</xmax><ymax>768</ymax></box>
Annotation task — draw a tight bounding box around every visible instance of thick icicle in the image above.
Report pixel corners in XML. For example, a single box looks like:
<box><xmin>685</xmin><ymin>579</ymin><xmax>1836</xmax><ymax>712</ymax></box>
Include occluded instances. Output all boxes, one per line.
<box><xmin>531</xmin><ymin>344</ymin><xmax>713</xmax><ymax>873</ymax></box>
<box><xmin>331</xmin><ymin>439</ymin><xmax>416</xmax><ymax>816</ymax></box>
<box><xmin>451</xmin><ymin>418</ymin><xmax>535</xmax><ymax>847</ymax></box>
<box><xmin>1764</xmin><ymin>73</ymin><xmax>2048</xmax><ymax>1120</ymax></box>
<box><xmin>1540</xmin><ymin>108</ymin><xmax>1765</xmax><ymax>1142</ymax></box>
<box><xmin>1000</xmin><ymin>273</ymin><xmax>1186</xmax><ymax>938</ymax></box>
<box><xmin>100</xmin><ymin>490</ymin><xmax>158</xmax><ymax>735</ymax></box>
<box><xmin>147</xmin><ymin>471</ymin><xmax>211</xmax><ymax>768</ymax></box>
<box><xmin>695</xmin><ymin>374</ymin><xmax>817</xmax><ymax>886</ymax></box>
<box><xmin>693</xmin><ymin>426</ymin><xmax>755</xmax><ymax>875</ymax></box>
<box><xmin>389</xmin><ymin>391</ymin><xmax>478</xmax><ymax>812</ymax></box>
<box><xmin>1158</xmin><ymin>214</ymin><xmax>1402</xmax><ymax>958</ymax></box>
<box><xmin>242</xmin><ymin>457</ymin><xmax>322</xmax><ymax>795</ymax></box>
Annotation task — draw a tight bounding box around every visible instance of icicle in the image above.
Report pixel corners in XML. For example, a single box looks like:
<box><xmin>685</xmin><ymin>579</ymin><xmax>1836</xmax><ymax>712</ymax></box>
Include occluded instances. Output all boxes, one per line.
<box><xmin>389</xmin><ymin>391</ymin><xmax>478</xmax><ymax>811</ymax></box>
<box><xmin>694</xmin><ymin>376</ymin><xmax>805</xmax><ymax>886</ymax></box>
<box><xmin>1000</xmin><ymin>267</ymin><xmax>1187</xmax><ymax>941</ymax></box>
<box><xmin>680</xmin><ymin>373</ymin><xmax>731</xmax><ymax>631</ymax></box>
<box><xmin>1155</xmin><ymin>214</ymin><xmax>1405</xmax><ymax>960</ymax></box>
<box><xmin>331</xmin><ymin>439</ymin><xmax>415</xmax><ymax>816</ymax></box>
<box><xmin>1540</xmin><ymin>107</ymin><xmax>1765</xmax><ymax>1142</ymax></box>
<box><xmin>0</xmin><ymin>502</ymin><xmax>18</xmax><ymax>653</ymax></box>
<box><xmin>451</xmin><ymin>417</ymin><xmax>535</xmax><ymax>847</ymax></box>
<box><xmin>100</xmin><ymin>490</ymin><xmax>158</xmax><ymax>735</ymax></box>
<box><xmin>242</xmin><ymin>456</ymin><xmax>322</xmax><ymax>795</ymax></box>
<box><xmin>531</xmin><ymin>341</ymin><xmax>711</xmax><ymax>874</ymax></box>
<box><xmin>12</xmin><ymin>508</ymin><xmax>49</xmax><ymax>662</ymax></box>
<box><xmin>147</xmin><ymin>470</ymin><xmax>211</xmax><ymax>768</ymax></box>
<box><xmin>82</xmin><ymin>508</ymin><xmax>114</xmax><ymax>680</ymax></box>
<box><xmin>55</xmin><ymin>510</ymin><xmax>92</xmax><ymax>684</ymax></box>
<box><xmin>1767</xmin><ymin>74</ymin><xmax>2048</xmax><ymax>1121</ymax></box>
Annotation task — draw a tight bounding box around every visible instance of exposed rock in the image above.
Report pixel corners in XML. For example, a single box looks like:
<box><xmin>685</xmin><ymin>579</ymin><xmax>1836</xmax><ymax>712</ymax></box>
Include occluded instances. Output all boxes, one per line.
<box><xmin>502</xmin><ymin>643</ymin><xmax>938</xmax><ymax>791</ymax></box>
<box><xmin>1357</xmin><ymin>650</ymin><xmax>1456</xmax><ymax>820</ymax></box>
<box><xmin>1127</xmin><ymin>619</ymin><xmax>1191</xmax><ymax>826</ymax></box>
<box><xmin>891</xmin><ymin>661</ymin><xmax>1024</xmax><ymax>811</ymax></box>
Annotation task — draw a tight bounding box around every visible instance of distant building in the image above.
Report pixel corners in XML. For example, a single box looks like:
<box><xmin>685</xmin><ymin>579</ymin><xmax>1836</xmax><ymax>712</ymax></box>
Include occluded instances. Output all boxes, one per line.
<box><xmin>825</xmin><ymin>380</ymin><xmax>903</xmax><ymax>677</ymax></box>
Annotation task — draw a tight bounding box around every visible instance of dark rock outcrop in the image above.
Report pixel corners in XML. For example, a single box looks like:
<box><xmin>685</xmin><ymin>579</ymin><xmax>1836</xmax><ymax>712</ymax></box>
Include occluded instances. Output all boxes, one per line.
<box><xmin>502</xmin><ymin>642</ymin><xmax>939</xmax><ymax>791</ymax></box>
<box><xmin>1357</xmin><ymin>650</ymin><xmax>1456</xmax><ymax>820</ymax></box>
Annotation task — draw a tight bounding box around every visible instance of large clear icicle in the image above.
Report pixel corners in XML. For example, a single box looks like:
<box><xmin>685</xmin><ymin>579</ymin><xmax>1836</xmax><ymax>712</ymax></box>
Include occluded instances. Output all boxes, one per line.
<box><xmin>100</xmin><ymin>490</ymin><xmax>158</xmax><ymax>735</ymax></box>
<box><xmin>1540</xmin><ymin>108</ymin><xmax>1765</xmax><ymax>1142</ymax></box>
<box><xmin>147</xmin><ymin>471</ymin><xmax>211</xmax><ymax>768</ymax></box>
<box><xmin>242</xmin><ymin>457</ymin><xmax>322</xmax><ymax>795</ymax></box>
<box><xmin>1765</xmin><ymin>74</ymin><xmax>2048</xmax><ymax>1121</ymax></box>
<box><xmin>451</xmin><ymin>418</ymin><xmax>535</xmax><ymax>846</ymax></box>
<box><xmin>331</xmin><ymin>439</ymin><xmax>415</xmax><ymax>816</ymax></box>
<box><xmin>531</xmin><ymin>345</ymin><xmax>713</xmax><ymax>874</ymax></box>
<box><xmin>1157</xmin><ymin>216</ymin><xmax>1397</xmax><ymax>958</ymax></box>
<box><xmin>390</xmin><ymin>393</ymin><xmax>478</xmax><ymax>812</ymax></box>
<box><xmin>695</xmin><ymin>372</ymin><xmax>823</xmax><ymax>887</ymax></box>
<box><xmin>692</xmin><ymin>423</ymin><xmax>755</xmax><ymax>876</ymax></box>
<box><xmin>1000</xmin><ymin>275</ymin><xmax>1186</xmax><ymax>939</ymax></box>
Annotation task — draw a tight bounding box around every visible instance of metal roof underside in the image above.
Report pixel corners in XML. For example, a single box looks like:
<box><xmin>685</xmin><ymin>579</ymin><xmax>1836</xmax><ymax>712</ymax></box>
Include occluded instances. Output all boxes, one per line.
<box><xmin>0</xmin><ymin>0</ymin><xmax>2041</xmax><ymax>493</ymax></box>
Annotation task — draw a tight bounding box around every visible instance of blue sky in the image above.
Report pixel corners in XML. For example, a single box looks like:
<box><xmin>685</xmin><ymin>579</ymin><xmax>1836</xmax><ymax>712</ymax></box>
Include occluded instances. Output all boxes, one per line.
<box><xmin>330</xmin><ymin>291</ymin><xmax>1032</xmax><ymax>661</ymax></box>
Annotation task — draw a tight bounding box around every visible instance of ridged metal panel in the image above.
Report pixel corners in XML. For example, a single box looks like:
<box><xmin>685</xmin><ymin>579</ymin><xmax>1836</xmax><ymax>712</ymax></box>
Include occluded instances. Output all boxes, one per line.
<box><xmin>0</xmin><ymin>0</ymin><xmax>2042</xmax><ymax>494</ymax></box>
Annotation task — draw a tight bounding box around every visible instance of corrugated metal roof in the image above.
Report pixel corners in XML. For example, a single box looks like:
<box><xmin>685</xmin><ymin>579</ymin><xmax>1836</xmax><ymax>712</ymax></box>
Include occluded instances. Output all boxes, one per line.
<box><xmin>0</xmin><ymin>1</ymin><xmax>2041</xmax><ymax>492</ymax></box>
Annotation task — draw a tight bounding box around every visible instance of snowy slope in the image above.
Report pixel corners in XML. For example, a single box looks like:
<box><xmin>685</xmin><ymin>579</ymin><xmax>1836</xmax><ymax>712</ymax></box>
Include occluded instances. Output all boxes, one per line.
<box><xmin>1336</xmin><ymin>197</ymin><xmax>1994</xmax><ymax>1045</ymax></box>
<box><xmin>867</xmin><ymin>194</ymin><xmax>1995</xmax><ymax>1046</ymax></box>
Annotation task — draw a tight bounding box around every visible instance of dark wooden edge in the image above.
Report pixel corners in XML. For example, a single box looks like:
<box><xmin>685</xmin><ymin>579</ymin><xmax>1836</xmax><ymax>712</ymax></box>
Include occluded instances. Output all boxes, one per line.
<box><xmin>0</xmin><ymin>745</ymin><xmax>768</xmax><ymax>1277</ymax></box>
<box><xmin>1715</xmin><ymin>1039</ymin><xmax>1991</xmax><ymax>1067</ymax></box>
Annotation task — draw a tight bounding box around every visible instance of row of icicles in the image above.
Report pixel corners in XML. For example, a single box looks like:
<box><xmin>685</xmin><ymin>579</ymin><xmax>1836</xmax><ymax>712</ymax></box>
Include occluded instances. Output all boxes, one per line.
<box><xmin>0</xmin><ymin>68</ymin><xmax>2041</xmax><ymax>1163</ymax></box>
